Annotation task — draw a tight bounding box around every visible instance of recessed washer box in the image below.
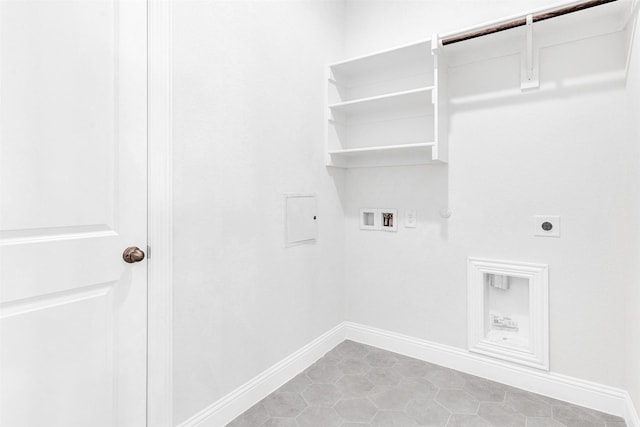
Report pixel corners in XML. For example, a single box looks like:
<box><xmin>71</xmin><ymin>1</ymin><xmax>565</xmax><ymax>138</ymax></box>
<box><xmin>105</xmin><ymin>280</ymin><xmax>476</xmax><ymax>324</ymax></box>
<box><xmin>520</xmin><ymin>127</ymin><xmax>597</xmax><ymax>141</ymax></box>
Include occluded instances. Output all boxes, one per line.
<box><xmin>468</xmin><ymin>257</ymin><xmax>549</xmax><ymax>370</ymax></box>
<box><xmin>285</xmin><ymin>194</ymin><xmax>317</xmax><ymax>246</ymax></box>
<box><xmin>359</xmin><ymin>208</ymin><xmax>398</xmax><ymax>232</ymax></box>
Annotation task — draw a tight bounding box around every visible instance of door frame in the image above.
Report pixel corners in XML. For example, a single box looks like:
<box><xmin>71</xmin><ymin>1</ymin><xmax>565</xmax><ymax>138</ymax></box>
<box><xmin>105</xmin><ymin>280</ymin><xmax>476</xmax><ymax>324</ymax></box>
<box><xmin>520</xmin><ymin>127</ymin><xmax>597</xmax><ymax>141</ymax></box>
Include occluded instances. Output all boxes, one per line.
<box><xmin>148</xmin><ymin>0</ymin><xmax>173</xmax><ymax>425</ymax></box>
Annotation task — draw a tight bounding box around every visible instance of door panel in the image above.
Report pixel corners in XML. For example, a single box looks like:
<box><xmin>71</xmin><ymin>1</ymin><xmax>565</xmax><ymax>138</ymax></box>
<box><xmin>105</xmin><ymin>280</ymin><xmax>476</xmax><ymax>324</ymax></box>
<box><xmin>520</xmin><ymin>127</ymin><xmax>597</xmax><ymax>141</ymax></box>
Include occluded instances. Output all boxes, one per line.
<box><xmin>1</xmin><ymin>0</ymin><xmax>117</xmax><ymax>233</ymax></box>
<box><xmin>0</xmin><ymin>0</ymin><xmax>147</xmax><ymax>425</ymax></box>
<box><xmin>1</xmin><ymin>283</ymin><xmax>116</xmax><ymax>426</ymax></box>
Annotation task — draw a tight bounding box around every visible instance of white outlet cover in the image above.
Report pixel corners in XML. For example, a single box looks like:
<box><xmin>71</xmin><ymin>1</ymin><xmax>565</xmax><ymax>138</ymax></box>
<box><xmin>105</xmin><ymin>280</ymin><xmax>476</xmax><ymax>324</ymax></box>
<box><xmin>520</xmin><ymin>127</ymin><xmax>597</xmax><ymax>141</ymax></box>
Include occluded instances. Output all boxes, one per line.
<box><xmin>534</xmin><ymin>215</ymin><xmax>560</xmax><ymax>237</ymax></box>
<box><xmin>405</xmin><ymin>210</ymin><xmax>417</xmax><ymax>228</ymax></box>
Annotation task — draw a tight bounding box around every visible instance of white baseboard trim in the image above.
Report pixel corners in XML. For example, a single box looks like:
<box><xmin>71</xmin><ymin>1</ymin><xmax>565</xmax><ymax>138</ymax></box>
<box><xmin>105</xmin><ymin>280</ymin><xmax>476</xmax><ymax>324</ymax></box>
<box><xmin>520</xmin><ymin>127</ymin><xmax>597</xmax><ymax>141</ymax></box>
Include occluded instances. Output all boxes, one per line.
<box><xmin>626</xmin><ymin>393</ymin><xmax>640</xmax><ymax>427</ymax></box>
<box><xmin>178</xmin><ymin>323</ymin><xmax>346</xmax><ymax>427</ymax></box>
<box><xmin>343</xmin><ymin>321</ymin><xmax>639</xmax><ymax>427</ymax></box>
<box><xmin>179</xmin><ymin>321</ymin><xmax>639</xmax><ymax>427</ymax></box>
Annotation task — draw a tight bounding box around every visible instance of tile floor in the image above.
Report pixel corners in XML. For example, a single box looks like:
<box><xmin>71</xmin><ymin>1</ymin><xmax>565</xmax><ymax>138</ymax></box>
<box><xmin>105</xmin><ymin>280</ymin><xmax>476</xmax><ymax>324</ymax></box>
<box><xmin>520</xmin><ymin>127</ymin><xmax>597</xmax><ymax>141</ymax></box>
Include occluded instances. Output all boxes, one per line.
<box><xmin>227</xmin><ymin>340</ymin><xmax>626</xmax><ymax>427</ymax></box>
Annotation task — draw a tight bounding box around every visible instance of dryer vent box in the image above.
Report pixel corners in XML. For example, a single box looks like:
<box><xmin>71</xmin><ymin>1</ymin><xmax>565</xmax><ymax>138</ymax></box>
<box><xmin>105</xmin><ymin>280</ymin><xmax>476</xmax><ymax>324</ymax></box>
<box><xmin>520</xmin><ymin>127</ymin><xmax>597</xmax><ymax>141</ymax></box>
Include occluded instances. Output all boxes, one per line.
<box><xmin>285</xmin><ymin>194</ymin><xmax>317</xmax><ymax>246</ymax></box>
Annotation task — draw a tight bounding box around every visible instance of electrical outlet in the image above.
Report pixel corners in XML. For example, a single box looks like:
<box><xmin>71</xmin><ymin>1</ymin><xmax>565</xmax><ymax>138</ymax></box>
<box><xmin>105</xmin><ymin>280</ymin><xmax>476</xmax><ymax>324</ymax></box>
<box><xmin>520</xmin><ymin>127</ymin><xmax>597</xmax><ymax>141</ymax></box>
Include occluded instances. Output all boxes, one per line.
<box><xmin>534</xmin><ymin>215</ymin><xmax>560</xmax><ymax>237</ymax></box>
<box><xmin>405</xmin><ymin>210</ymin><xmax>417</xmax><ymax>228</ymax></box>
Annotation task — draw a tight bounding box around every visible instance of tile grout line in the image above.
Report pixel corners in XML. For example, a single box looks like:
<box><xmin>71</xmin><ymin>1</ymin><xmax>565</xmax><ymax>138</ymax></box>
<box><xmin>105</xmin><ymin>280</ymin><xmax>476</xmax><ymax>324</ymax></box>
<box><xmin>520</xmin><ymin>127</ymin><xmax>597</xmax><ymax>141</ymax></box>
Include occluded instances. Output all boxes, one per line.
<box><xmin>228</xmin><ymin>339</ymin><xmax>628</xmax><ymax>427</ymax></box>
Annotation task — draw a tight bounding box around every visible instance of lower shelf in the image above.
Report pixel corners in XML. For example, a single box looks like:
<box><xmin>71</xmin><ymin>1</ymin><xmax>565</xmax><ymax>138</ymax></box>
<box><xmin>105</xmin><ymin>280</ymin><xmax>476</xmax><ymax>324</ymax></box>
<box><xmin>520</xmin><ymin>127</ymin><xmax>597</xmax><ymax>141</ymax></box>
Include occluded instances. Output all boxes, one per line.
<box><xmin>327</xmin><ymin>142</ymin><xmax>441</xmax><ymax>168</ymax></box>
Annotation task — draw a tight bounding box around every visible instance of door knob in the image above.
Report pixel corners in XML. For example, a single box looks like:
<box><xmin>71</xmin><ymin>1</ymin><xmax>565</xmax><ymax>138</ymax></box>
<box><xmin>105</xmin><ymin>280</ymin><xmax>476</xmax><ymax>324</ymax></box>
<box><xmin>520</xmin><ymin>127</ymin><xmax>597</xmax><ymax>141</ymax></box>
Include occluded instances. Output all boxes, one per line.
<box><xmin>123</xmin><ymin>246</ymin><xmax>145</xmax><ymax>263</ymax></box>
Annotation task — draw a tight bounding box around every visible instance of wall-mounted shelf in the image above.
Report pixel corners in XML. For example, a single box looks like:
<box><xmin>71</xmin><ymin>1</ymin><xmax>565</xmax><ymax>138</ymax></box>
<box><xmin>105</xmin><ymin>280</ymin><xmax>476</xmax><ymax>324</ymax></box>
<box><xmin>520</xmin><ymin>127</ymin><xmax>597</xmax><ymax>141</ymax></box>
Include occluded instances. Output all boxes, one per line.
<box><xmin>325</xmin><ymin>38</ymin><xmax>448</xmax><ymax>168</ymax></box>
<box><xmin>328</xmin><ymin>142</ymin><xmax>436</xmax><ymax>168</ymax></box>
<box><xmin>324</xmin><ymin>0</ymin><xmax>636</xmax><ymax>168</ymax></box>
<box><xmin>328</xmin><ymin>141</ymin><xmax>435</xmax><ymax>155</ymax></box>
<box><xmin>328</xmin><ymin>87</ymin><xmax>434</xmax><ymax>117</ymax></box>
<box><xmin>329</xmin><ymin>41</ymin><xmax>431</xmax><ymax>77</ymax></box>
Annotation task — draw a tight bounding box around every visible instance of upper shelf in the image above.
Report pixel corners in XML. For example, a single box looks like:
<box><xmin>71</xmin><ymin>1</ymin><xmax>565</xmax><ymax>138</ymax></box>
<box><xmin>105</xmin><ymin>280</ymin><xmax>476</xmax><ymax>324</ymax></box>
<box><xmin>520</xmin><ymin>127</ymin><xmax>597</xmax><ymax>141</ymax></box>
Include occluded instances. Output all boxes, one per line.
<box><xmin>328</xmin><ymin>87</ymin><xmax>434</xmax><ymax>117</ymax></box>
<box><xmin>327</xmin><ymin>142</ymin><xmax>440</xmax><ymax>168</ymax></box>
<box><xmin>325</xmin><ymin>37</ymin><xmax>445</xmax><ymax>168</ymax></box>
<box><xmin>328</xmin><ymin>142</ymin><xmax>435</xmax><ymax>156</ymax></box>
<box><xmin>329</xmin><ymin>40</ymin><xmax>432</xmax><ymax>78</ymax></box>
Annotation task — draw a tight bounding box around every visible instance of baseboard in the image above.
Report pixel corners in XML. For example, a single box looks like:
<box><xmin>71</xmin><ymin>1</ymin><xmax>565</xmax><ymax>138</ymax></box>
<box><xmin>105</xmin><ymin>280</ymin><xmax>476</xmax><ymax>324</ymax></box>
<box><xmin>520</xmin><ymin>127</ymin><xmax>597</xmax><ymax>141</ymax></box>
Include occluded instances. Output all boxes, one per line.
<box><xmin>343</xmin><ymin>321</ymin><xmax>639</xmax><ymax>427</ymax></box>
<box><xmin>179</xmin><ymin>321</ymin><xmax>639</xmax><ymax>427</ymax></box>
<box><xmin>177</xmin><ymin>323</ymin><xmax>346</xmax><ymax>427</ymax></box>
<box><xmin>626</xmin><ymin>393</ymin><xmax>640</xmax><ymax>427</ymax></box>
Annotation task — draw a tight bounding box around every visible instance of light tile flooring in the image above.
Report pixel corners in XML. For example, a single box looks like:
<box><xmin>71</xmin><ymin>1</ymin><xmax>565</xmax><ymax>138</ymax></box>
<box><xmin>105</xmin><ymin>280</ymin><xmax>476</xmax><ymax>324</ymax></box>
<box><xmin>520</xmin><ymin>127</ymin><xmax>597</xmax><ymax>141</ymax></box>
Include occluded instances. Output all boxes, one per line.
<box><xmin>227</xmin><ymin>340</ymin><xmax>626</xmax><ymax>427</ymax></box>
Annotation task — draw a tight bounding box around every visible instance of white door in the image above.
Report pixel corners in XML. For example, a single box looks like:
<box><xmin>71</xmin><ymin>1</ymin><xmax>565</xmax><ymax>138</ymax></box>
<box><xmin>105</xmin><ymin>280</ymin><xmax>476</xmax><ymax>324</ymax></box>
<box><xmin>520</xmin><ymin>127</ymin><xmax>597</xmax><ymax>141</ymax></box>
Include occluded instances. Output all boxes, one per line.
<box><xmin>0</xmin><ymin>0</ymin><xmax>147</xmax><ymax>425</ymax></box>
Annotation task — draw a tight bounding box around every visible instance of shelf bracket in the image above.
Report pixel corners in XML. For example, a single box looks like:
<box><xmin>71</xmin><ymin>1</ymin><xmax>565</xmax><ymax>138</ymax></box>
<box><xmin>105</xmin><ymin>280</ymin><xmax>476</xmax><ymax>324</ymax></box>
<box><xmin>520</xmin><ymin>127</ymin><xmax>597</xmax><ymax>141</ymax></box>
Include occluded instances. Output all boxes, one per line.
<box><xmin>521</xmin><ymin>14</ymin><xmax>540</xmax><ymax>90</ymax></box>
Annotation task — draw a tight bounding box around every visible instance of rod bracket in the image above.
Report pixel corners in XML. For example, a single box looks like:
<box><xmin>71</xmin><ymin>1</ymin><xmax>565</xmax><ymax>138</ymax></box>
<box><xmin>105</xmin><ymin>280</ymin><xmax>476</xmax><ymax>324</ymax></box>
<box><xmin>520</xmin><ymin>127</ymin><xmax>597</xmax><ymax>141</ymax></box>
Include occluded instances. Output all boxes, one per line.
<box><xmin>521</xmin><ymin>13</ymin><xmax>540</xmax><ymax>90</ymax></box>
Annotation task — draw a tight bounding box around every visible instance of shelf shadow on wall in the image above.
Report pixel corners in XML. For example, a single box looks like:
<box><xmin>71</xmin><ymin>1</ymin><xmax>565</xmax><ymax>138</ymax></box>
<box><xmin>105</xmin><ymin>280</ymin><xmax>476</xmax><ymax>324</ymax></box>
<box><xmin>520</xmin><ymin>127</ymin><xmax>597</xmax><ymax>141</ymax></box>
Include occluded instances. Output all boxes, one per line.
<box><xmin>446</xmin><ymin>29</ymin><xmax>631</xmax><ymax>113</ymax></box>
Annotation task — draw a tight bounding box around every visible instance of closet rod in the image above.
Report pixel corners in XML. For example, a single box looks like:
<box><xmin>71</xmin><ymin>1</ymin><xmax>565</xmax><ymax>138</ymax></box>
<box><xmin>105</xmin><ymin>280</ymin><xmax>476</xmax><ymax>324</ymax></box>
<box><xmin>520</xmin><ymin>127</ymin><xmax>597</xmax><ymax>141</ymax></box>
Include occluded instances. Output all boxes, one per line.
<box><xmin>441</xmin><ymin>0</ymin><xmax>618</xmax><ymax>46</ymax></box>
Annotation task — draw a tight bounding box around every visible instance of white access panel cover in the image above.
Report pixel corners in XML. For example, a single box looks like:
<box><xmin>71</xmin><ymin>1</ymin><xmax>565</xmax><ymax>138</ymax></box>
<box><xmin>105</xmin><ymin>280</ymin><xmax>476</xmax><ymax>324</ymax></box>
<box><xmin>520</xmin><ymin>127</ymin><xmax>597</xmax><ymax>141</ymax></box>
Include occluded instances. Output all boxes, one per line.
<box><xmin>285</xmin><ymin>194</ymin><xmax>317</xmax><ymax>246</ymax></box>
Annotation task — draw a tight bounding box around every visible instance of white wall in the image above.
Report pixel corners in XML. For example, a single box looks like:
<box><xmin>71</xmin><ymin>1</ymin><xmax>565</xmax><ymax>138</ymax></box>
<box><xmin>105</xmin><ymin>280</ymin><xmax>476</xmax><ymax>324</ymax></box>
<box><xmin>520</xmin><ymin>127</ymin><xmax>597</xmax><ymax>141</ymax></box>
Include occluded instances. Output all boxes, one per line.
<box><xmin>344</xmin><ymin>0</ymin><xmax>560</xmax><ymax>55</ymax></box>
<box><xmin>171</xmin><ymin>1</ymin><xmax>640</xmax><ymax>423</ymax></box>
<box><xmin>171</xmin><ymin>1</ymin><xmax>345</xmax><ymax>424</ymax></box>
<box><xmin>343</xmin><ymin>0</ymin><xmax>637</xmax><ymax>390</ymax></box>
<box><xmin>624</xmin><ymin>3</ymin><xmax>640</xmax><ymax>413</ymax></box>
